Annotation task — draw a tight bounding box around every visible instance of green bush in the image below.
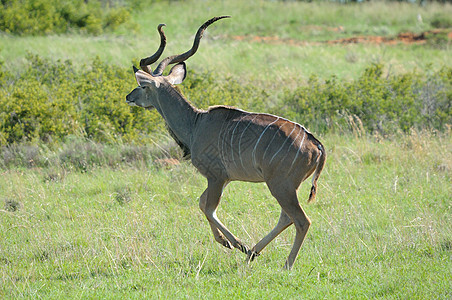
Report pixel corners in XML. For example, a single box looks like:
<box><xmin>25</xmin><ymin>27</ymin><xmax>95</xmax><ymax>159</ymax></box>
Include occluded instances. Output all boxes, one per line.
<box><xmin>0</xmin><ymin>0</ymin><xmax>130</xmax><ymax>35</ymax></box>
<box><xmin>0</xmin><ymin>56</ymin><xmax>450</xmax><ymax>147</ymax></box>
<box><xmin>430</xmin><ymin>12</ymin><xmax>452</xmax><ymax>29</ymax></box>
<box><xmin>183</xmin><ymin>70</ymin><xmax>267</xmax><ymax>112</ymax></box>
<box><xmin>279</xmin><ymin>63</ymin><xmax>452</xmax><ymax>134</ymax></box>
<box><xmin>0</xmin><ymin>55</ymin><xmax>157</xmax><ymax>145</ymax></box>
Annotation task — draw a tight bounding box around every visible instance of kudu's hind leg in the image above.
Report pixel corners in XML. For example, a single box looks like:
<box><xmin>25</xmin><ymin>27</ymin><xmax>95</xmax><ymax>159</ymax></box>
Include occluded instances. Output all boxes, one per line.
<box><xmin>199</xmin><ymin>189</ymin><xmax>232</xmax><ymax>249</ymax></box>
<box><xmin>247</xmin><ymin>210</ymin><xmax>292</xmax><ymax>263</ymax></box>
<box><xmin>201</xmin><ymin>179</ymin><xmax>250</xmax><ymax>255</ymax></box>
<box><xmin>267</xmin><ymin>183</ymin><xmax>311</xmax><ymax>270</ymax></box>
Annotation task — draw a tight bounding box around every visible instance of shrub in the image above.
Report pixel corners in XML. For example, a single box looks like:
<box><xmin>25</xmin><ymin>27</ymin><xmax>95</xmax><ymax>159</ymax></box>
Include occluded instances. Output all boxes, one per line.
<box><xmin>0</xmin><ymin>0</ymin><xmax>131</xmax><ymax>35</ymax></box>
<box><xmin>430</xmin><ymin>12</ymin><xmax>452</xmax><ymax>29</ymax></box>
<box><xmin>182</xmin><ymin>70</ymin><xmax>267</xmax><ymax>112</ymax></box>
<box><xmin>0</xmin><ymin>56</ymin><xmax>450</xmax><ymax>147</ymax></box>
<box><xmin>0</xmin><ymin>54</ymin><xmax>157</xmax><ymax>145</ymax></box>
<box><xmin>279</xmin><ymin>63</ymin><xmax>452</xmax><ymax>134</ymax></box>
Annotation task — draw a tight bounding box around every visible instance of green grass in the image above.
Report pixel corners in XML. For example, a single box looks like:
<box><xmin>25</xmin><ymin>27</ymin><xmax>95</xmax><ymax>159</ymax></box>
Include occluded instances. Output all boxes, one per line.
<box><xmin>1</xmin><ymin>132</ymin><xmax>450</xmax><ymax>298</ymax></box>
<box><xmin>4</xmin><ymin>35</ymin><xmax>449</xmax><ymax>86</ymax></box>
<box><xmin>1</xmin><ymin>0</ymin><xmax>451</xmax><ymax>84</ymax></box>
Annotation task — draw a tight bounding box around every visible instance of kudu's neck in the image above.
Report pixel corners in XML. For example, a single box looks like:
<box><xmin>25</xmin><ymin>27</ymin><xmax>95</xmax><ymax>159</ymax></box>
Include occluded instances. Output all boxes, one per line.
<box><xmin>152</xmin><ymin>85</ymin><xmax>199</xmax><ymax>150</ymax></box>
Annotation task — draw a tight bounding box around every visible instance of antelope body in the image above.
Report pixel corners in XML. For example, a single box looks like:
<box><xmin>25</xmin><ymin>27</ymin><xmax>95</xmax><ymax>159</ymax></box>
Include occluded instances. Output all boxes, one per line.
<box><xmin>126</xmin><ymin>16</ymin><xmax>326</xmax><ymax>270</ymax></box>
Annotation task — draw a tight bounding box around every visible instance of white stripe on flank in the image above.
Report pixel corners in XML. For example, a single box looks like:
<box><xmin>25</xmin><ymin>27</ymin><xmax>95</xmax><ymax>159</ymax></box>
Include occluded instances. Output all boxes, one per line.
<box><xmin>217</xmin><ymin>117</ymin><xmax>229</xmax><ymax>166</ymax></box>
<box><xmin>221</xmin><ymin>121</ymin><xmax>234</xmax><ymax>166</ymax></box>
<box><xmin>289</xmin><ymin>129</ymin><xmax>306</xmax><ymax>171</ymax></box>
<box><xmin>239</xmin><ymin>115</ymin><xmax>259</xmax><ymax>171</ymax></box>
<box><xmin>288</xmin><ymin>124</ymin><xmax>303</xmax><ymax>148</ymax></box>
<box><xmin>230</xmin><ymin>119</ymin><xmax>242</xmax><ymax>169</ymax></box>
<box><xmin>252</xmin><ymin>117</ymin><xmax>280</xmax><ymax>167</ymax></box>
<box><xmin>269</xmin><ymin>124</ymin><xmax>297</xmax><ymax>165</ymax></box>
<box><xmin>262</xmin><ymin>122</ymin><xmax>286</xmax><ymax>160</ymax></box>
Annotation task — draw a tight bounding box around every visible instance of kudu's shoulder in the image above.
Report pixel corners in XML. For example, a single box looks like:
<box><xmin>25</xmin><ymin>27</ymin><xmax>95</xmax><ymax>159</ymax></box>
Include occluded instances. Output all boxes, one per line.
<box><xmin>206</xmin><ymin>106</ymin><xmax>279</xmax><ymax>122</ymax></box>
<box><xmin>203</xmin><ymin>106</ymin><xmax>299</xmax><ymax>129</ymax></box>
<box><xmin>202</xmin><ymin>105</ymin><xmax>250</xmax><ymax>122</ymax></box>
<box><xmin>207</xmin><ymin>105</ymin><xmax>247</xmax><ymax>115</ymax></box>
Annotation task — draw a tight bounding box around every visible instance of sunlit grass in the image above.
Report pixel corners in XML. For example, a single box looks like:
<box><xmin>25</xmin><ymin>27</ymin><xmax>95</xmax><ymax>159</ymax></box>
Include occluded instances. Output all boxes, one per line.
<box><xmin>1</xmin><ymin>0</ymin><xmax>451</xmax><ymax>85</ymax></box>
<box><xmin>1</xmin><ymin>132</ymin><xmax>450</xmax><ymax>298</ymax></box>
<box><xmin>2</xmin><ymin>33</ymin><xmax>449</xmax><ymax>88</ymax></box>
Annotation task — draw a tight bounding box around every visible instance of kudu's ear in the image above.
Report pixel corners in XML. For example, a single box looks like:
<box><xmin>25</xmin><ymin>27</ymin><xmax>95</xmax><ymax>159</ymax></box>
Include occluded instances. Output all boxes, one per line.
<box><xmin>165</xmin><ymin>62</ymin><xmax>186</xmax><ymax>85</ymax></box>
<box><xmin>134</xmin><ymin>69</ymin><xmax>154</xmax><ymax>86</ymax></box>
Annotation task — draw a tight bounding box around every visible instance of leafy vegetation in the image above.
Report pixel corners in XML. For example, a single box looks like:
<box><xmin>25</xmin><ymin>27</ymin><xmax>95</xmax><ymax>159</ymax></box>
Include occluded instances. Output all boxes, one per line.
<box><xmin>0</xmin><ymin>55</ymin><xmax>148</xmax><ymax>145</ymax></box>
<box><xmin>431</xmin><ymin>12</ymin><xmax>452</xmax><ymax>28</ymax></box>
<box><xmin>0</xmin><ymin>0</ymin><xmax>130</xmax><ymax>35</ymax></box>
<box><xmin>0</xmin><ymin>56</ymin><xmax>450</xmax><ymax>146</ymax></box>
<box><xmin>280</xmin><ymin>63</ymin><xmax>452</xmax><ymax>134</ymax></box>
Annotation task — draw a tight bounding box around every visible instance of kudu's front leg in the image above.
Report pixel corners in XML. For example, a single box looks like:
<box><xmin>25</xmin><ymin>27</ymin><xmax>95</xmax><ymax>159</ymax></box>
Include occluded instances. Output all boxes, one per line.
<box><xmin>200</xmin><ymin>179</ymin><xmax>250</xmax><ymax>255</ymax></box>
<box><xmin>199</xmin><ymin>189</ymin><xmax>232</xmax><ymax>249</ymax></box>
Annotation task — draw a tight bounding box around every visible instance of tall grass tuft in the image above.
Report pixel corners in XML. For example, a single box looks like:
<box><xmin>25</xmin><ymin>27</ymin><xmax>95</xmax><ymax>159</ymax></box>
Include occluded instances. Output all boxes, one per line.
<box><xmin>0</xmin><ymin>135</ymin><xmax>184</xmax><ymax>171</ymax></box>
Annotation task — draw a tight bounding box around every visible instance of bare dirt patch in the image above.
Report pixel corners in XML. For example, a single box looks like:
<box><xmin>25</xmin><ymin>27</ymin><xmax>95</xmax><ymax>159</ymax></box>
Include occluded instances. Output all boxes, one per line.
<box><xmin>228</xmin><ymin>29</ymin><xmax>452</xmax><ymax>46</ymax></box>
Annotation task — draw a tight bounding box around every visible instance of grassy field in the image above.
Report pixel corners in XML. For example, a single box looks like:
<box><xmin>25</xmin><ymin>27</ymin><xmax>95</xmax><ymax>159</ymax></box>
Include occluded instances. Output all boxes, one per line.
<box><xmin>1</xmin><ymin>0</ymin><xmax>451</xmax><ymax>85</ymax></box>
<box><xmin>1</xmin><ymin>132</ymin><xmax>451</xmax><ymax>298</ymax></box>
<box><xmin>1</xmin><ymin>0</ymin><xmax>452</xmax><ymax>298</ymax></box>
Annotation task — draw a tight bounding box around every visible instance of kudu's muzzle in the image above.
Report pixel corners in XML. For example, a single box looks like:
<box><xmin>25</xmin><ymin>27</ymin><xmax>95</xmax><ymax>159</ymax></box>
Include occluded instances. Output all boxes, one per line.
<box><xmin>125</xmin><ymin>93</ymin><xmax>136</xmax><ymax>106</ymax></box>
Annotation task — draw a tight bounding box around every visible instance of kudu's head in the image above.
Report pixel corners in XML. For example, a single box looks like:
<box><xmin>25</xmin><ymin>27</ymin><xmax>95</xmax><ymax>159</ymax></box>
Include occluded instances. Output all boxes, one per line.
<box><xmin>126</xmin><ymin>16</ymin><xmax>230</xmax><ymax>109</ymax></box>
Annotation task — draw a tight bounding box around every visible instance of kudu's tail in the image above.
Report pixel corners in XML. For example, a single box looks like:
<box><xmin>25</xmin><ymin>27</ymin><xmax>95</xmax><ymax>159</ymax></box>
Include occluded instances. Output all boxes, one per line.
<box><xmin>308</xmin><ymin>143</ymin><xmax>326</xmax><ymax>203</ymax></box>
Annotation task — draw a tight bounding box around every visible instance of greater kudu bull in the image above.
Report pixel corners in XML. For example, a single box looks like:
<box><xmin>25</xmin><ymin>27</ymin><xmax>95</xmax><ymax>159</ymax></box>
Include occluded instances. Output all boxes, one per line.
<box><xmin>126</xmin><ymin>16</ymin><xmax>326</xmax><ymax>270</ymax></box>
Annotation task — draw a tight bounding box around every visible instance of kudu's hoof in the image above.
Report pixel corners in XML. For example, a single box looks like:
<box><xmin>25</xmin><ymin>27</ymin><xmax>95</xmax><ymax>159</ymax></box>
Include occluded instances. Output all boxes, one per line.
<box><xmin>222</xmin><ymin>240</ymin><xmax>233</xmax><ymax>249</ymax></box>
<box><xmin>246</xmin><ymin>250</ymin><xmax>260</xmax><ymax>263</ymax></box>
<box><xmin>237</xmin><ymin>243</ymin><xmax>250</xmax><ymax>255</ymax></box>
